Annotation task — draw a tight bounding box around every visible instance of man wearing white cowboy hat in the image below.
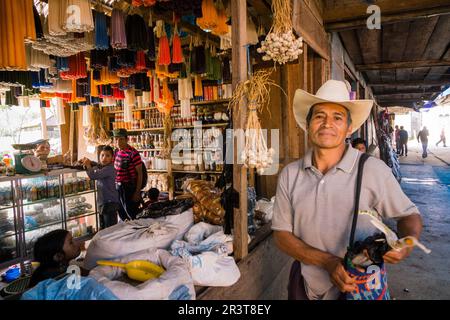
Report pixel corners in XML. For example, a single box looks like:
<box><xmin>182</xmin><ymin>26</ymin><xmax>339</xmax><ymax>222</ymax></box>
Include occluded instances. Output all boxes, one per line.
<box><xmin>271</xmin><ymin>80</ymin><xmax>423</xmax><ymax>300</ymax></box>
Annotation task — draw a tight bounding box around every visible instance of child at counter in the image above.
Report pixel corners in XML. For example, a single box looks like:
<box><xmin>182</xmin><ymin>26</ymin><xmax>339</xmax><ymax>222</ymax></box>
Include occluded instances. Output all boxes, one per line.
<box><xmin>82</xmin><ymin>146</ymin><xmax>119</xmax><ymax>229</ymax></box>
<box><xmin>29</xmin><ymin>229</ymin><xmax>87</xmax><ymax>288</ymax></box>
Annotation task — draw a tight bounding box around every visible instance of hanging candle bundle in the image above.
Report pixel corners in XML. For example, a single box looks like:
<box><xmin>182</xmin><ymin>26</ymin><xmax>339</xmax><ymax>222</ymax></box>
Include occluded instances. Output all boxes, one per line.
<box><xmin>156</xmin><ymin>21</ymin><xmax>171</xmax><ymax>66</ymax></box>
<box><xmin>0</xmin><ymin>0</ymin><xmax>37</xmax><ymax>71</ymax></box>
<box><xmin>155</xmin><ymin>78</ymin><xmax>174</xmax><ymax>115</ymax></box>
<box><xmin>94</xmin><ymin>11</ymin><xmax>109</xmax><ymax>50</ymax></box>
<box><xmin>178</xmin><ymin>76</ymin><xmax>193</xmax><ymax>118</ymax></box>
<box><xmin>132</xmin><ymin>0</ymin><xmax>157</xmax><ymax>7</ymax></box>
<box><xmin>135</xmin><ymin>51</ymin><xmax>148</xmax><ymax>71</ymax></box>
<box><xmin>196</xmin><ymin>0</ymin><xmax>218</xmax><ymax>32</ymax></box>
<box><xmin>172</xmin><ymin>23</ymin><xmax>184</xmax><ymax>64</ymax></box>
<box><xmin>33</xmin><ymin>4</ymin><xmax>43</xmax><ymax>40</ymax></box>
<box><xmin>190</xmin><ymin>36</ymin><xmax>206</xmax><ymax>74</ymax></box>
<box><xmin>126</xmin><ymin>14</ymin><xmax>149</xmax><ymax>51</ymax></box>
<box><xmin>32</xmin><ymin>69</ymin><xmax>53</xmax><ymax>89</ymax></box>
<box><xmin>229</xmin><ymin>70</ymin><xmax>280</xmax><ymax>174</ymax></box>
<box><xmin>56</xmin><ymin>57</ymin><xmax>69</xmax><ymax>72</ymax></box>
<box><xmin>194</xmin><ymin>75</ymin><xmax>203</xmax><ymax>97</ymax></box>
<box><xmin>60</xmin><ymin>53</ymin><xmax>88</xmax><ymax>80</ymax></box>
<box><xmin>94</xmin><ymin>67</ymin><xmax>120</xmax><ymax>86</ymax></box>
<box><xmin>124</xmin><ymin>89</ymin><xmax>136</xmax><ymax>122</ymax></box>
<box><xmin>113</xmin><ymin>87</ymin><xmax>125</xmax><ymax>100</ymax></box>
<box><xmin>90</xmin><ymin>49</ymin><xmax>110</xmax><ymax>70</ymax></box>
<box><xmin>62</xmin><ymin>0</ymin><xmax>95</xmax><ymax>33</ymax></box>
<box><xmin>147</xmin><ymin>21</ymin><xmax>156</xmax><ymax>61</ymax></box>
<box><xmin>257</xmin><ymin>0</ymin><xmax>303</xmax><ymax>65</ymax></box>
<box><xmin>111</xmin><ymin>8</ymin><xmax>127</xmax><ymax>49</ymax></box>
<box><xmin>212</xmin><ymin>0</ymin><xmax>229</xmax><ymax>36</ymax></box>
<box><xmin>54</xmin><ymin>97</ymin><xmax>66</xmax><ymax>125</ymax></box>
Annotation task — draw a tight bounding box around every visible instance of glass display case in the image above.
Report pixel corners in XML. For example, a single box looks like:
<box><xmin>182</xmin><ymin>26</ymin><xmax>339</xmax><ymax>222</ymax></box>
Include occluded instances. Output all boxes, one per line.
<box><xmin>0</xmin><ymin>169</ymin><xmax>98</xmax><ymax>269</ymax></box>
<box><xmin>0</xmin><ymin>180</ymin><xmax>20</xmax><ymax>268</ymax></box>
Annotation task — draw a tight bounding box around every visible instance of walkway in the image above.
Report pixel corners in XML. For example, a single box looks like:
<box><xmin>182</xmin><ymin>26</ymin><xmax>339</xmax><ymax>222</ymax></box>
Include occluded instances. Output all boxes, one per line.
<box><xmin>388</xmin><ymin>144</ymin><xmax>450</xmax><ymax>300</ymax></box>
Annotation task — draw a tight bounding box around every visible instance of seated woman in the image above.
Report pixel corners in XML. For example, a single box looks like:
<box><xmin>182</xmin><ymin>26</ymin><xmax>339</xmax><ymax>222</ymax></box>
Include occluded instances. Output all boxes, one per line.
<box><xmin>29</xmin><ymin>230</ymin><xmax>88</xmax><ymax>288</ymax></box>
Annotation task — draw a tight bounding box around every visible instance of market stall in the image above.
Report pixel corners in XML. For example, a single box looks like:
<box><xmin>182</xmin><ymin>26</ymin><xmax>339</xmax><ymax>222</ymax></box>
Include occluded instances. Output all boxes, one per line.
<box><xmin>0</xmin><ymin>0</ymin><xmax>273</xmax><ymax>299</ymax></box>
<box><xmin>0</xmin><ymin>0</ymin><xmax>349</xmax><ymax>300</ymax></box>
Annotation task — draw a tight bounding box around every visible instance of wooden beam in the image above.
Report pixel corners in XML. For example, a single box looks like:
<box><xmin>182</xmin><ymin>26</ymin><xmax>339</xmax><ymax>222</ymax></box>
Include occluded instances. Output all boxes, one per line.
<box><xmin>356</xmin><ymin>60</ymin><xmax>450</xmax><ymax>71</ymax></box>
<box><xmin>369</xmin><ymin>80</ymin><xmax>450</xmax><ymax>87</ymax></box>
<box><xmin>422</xmin><ymin>15</ymin><xmax>450</xmax><ymax>60</ymax></box>
<box><xmin>293</xmin><ymin>0</ymin><xmax>330</xmax><ymax>61</ymax></box>
<box><xmin>374</xmin><ymin>90</ymin><xmax>442</xmax><ymax>97</ymax></box>
<box><xmin>232</xmin><ymin>0</ymin><xmax>248</xmax><ymax>262</ymax></box>
<box><xmin>375</xmin><ymin>93</ymin><xmax>439</xmax><ymax>100</ymax></box>
<box><xmin>378</xmin><ymin>99</ymin><xmax>423</xmax><ymax>103</ymax></box>
<box><xmin>324</xmin><ymin>3</ymin><xmax>450</xmax><ymax>31</ymax></box>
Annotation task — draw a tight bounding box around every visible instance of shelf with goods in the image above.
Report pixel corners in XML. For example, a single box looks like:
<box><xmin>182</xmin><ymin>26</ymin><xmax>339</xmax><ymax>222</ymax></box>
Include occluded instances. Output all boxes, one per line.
<box><xmin>61</xmin><ymin>171</ymin><xmax>99</xmax><ymax>241</ymax></box>
<box><xmin>0</xmin><ymin>169</ymin><xmax>100</xmax><ymax>270</ymax></box>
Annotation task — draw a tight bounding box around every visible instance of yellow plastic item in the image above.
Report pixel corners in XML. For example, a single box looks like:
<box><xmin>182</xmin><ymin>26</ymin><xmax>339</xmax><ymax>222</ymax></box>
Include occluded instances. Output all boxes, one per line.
<box><xmin>96</xmin><ymin>260</ymin><xmax>165</xmax><ymax>282</ymax></box>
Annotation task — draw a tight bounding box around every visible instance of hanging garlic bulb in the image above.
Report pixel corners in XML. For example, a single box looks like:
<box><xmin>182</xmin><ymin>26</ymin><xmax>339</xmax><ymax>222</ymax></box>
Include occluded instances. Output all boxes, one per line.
<box><xmin>256</xmin><ymin>0</ymin><xmax>303</xmax><ymax>64</ymax></box>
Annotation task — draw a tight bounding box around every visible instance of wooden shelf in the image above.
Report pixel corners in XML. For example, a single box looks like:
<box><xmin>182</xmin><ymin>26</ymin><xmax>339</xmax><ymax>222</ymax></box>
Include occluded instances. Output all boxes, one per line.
<box><xmin>104</xmin><ymin>107</ymin><xmax>158</xmax><ymax>114</ymax></box>
<box><xmin>173</xmin><ymin>99</ymin><xmax>230</xmax><ymax>107</ymax></box>
<box><xmin>172</xmin><ymin>170</ymin><xmax>222</xmax><ymax>174</ymax></box>
<box><xmin>127</xmin><ymin>127</ymin><xmax>165</xmax><ymax>132</ymax></box>
<box><xmin>172</xmin><ymin>123</ymin><xmax>229</xmax><ymax>129</ymax></box>
<box><xmin>105</xmin><ymin>100</ymin><xmax>229</xmax><ymax>114</ymax></box>
<box><xmin>111</xmin><ymin>123</ymin><xmax>229</xmax><ymax>134</ymax></box>
<box><xmin>147</xmin><ymin>169</ymin><xmax>168</xmax><ymax>173</ymax></box>
<box><xmin>67</xmin><ymin>211</ymin><xmax>97</xmax><ymax>222</ymax></box>
<box><xmin>137</xmin><ymin>149</ymin><xmax>163</xmax><ymax>152</ymax></box>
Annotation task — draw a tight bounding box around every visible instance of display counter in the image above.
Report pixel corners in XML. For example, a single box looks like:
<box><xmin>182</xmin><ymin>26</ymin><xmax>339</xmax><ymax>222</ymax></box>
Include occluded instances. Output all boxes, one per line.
<box><xmin>0</xmin><ymin>169</ymin><xmax>98</xmax><ymax>270</ymax></box>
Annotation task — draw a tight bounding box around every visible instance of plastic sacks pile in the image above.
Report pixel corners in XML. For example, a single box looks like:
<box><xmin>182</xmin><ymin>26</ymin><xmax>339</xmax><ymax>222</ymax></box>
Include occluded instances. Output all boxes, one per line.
<box><xmin>23</xmin><ymin>198</ymin><xmax>240</xmax><ymax>300</ymax></box>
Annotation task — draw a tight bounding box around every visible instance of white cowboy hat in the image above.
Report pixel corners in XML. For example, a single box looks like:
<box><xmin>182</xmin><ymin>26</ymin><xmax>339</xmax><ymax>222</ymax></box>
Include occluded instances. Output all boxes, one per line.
<box><xmin>293</xmin><ymin>80</ymin><xmax>374</xmax><ymax>134</ymax></box>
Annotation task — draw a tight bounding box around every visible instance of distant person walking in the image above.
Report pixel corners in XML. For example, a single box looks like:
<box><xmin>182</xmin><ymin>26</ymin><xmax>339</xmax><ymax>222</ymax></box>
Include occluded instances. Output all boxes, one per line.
<box><xmin>394</xmin><ymin>125</ymin><xmax>401</xmax><ymax>155</ymax></box>
<box><xmin>399</xmin><ymin>126</ymin><xmax>409</xmax><ymax>156</ymax></box>
<box><xmin>435</xmin><ymin>128</ymin><xmax>447</xmax><ymax>147</ymax></box>
<box><xmin>417</xmin><ymin>126</ymin><xmax>429</xmax><ymax>158</ymax></box>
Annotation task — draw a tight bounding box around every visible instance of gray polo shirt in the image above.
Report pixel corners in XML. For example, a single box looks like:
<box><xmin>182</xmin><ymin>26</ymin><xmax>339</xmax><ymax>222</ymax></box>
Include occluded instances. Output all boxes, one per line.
<box><xmin>272</xmin><ymin>145</ymin><xmax>419</xmax><ymax>300</ymax></box>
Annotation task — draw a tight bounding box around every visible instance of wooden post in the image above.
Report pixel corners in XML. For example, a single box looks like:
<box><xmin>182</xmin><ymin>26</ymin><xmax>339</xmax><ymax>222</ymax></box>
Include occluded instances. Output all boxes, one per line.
<box><xmin>232</xmin><ymin>0</ymin><xmax>248</xmax><ymax>261</ymax></box>
<box><xmin>69</xmin><ymin>107</ymin><xmax>75</xmax><ymax>164</ymax></box>
<box><xmin>60</xmin><ymin>104</ymin><xmax>71</xmax><ymax>156</ymax></box>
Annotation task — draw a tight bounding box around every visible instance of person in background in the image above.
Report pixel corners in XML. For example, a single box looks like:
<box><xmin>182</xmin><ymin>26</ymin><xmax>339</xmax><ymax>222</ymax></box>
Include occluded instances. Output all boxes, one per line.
<box><xmin>399</xmin><ymin>126</ymin><xmax>409</xmax><ymax>156</ymax></box>
<box><xmin>148</xmin><ymin>188</ymin><xmax>160</xmax><ymax>204</ymax></box>
<box><xmin>351</xmin><ymin>138</ymin><xmax>367</xmax><ymax>153</ymax></box>
<box><xmin>436</xmin><ymin>128</ymin><xmax>447</xmax><ymax>147</ymax></box>
<box><xmin>417</xmin><ymin>126</ymin><xmax>430</xmax><ymax>158</ymax></box>
<box><xmin>113</xmin><ymin>129</ymin><xmax>144</xmax><ymax>221</ymax></box>
<box><xmin>82</xmin><ymin>146</ymin><xmax>119</xmax><ymax>229</ymax></box>
<box><xmin>394</xmin><ymin>125</ymin><xmax>401</xmax><ymax>155</ymax></box>
<box><xmin>29</xmin><ymin>230</ymin><xmax>87</xmax><ymax>288</ymax></box>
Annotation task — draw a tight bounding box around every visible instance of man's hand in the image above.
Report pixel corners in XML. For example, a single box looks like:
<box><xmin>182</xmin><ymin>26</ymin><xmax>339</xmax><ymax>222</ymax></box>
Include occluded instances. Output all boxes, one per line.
<box><xmin>132</xmin><ymin>192</ymin><xmax>142</xmax><ymax>203</ymax></box>
<box><xmin>383</xmin><ymin>247</ymin><xmax>413</xmax><ymax>264</ymax></box>
<box><xmin>324</xmin><ymin>257</ymin><xmax>357</xmax><ymax>293</ymax></box>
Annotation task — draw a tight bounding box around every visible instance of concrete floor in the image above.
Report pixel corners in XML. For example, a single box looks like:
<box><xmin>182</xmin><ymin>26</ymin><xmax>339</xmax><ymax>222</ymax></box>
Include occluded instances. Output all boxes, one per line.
<box><xmin>388</xmin><ymin>144</ymin><xmax>450</xmax><ymax>300</ymax></box>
